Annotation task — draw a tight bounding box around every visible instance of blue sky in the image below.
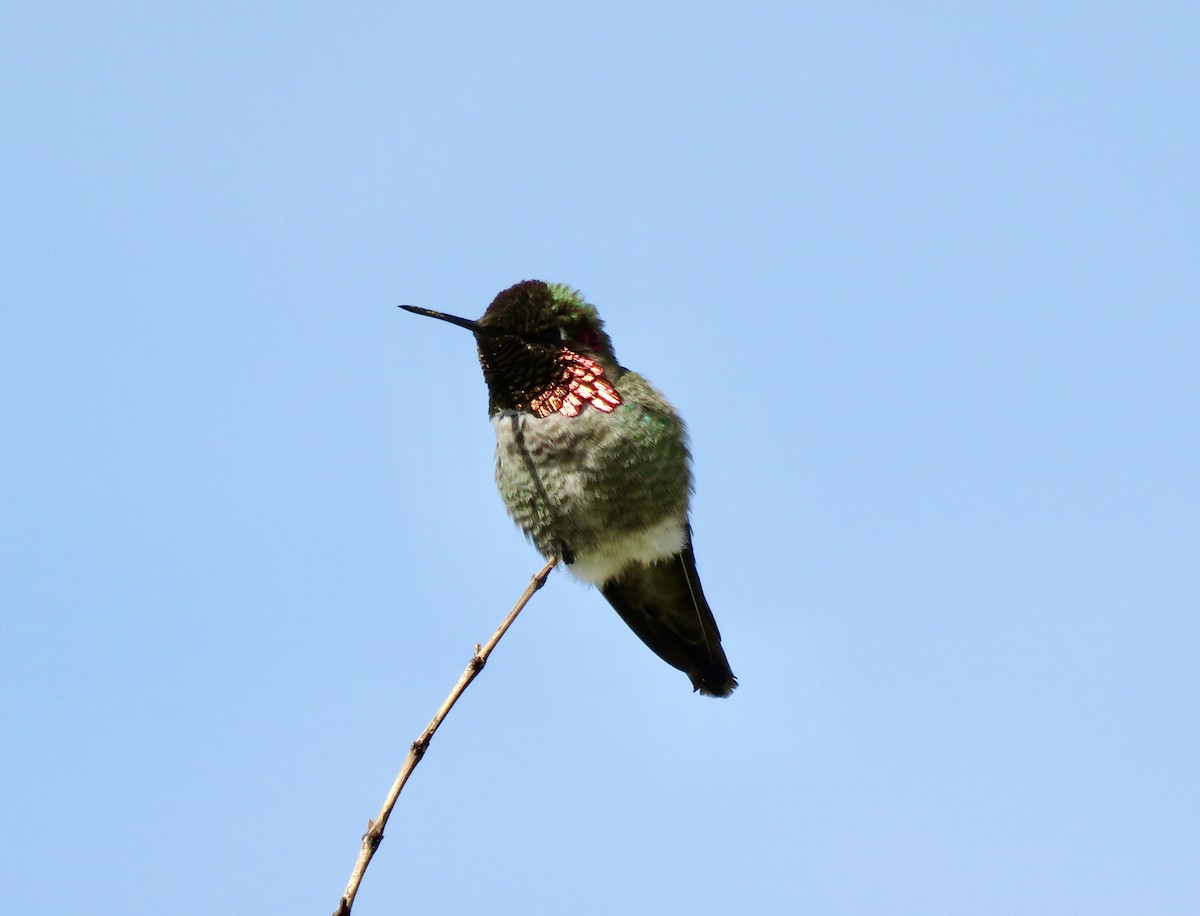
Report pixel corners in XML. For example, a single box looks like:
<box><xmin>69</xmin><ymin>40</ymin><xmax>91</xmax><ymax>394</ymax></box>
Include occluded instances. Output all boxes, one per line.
<box><xmin>3</xmin><ymin>3</ymin><xmax>1197</xmax><ymax>914</ymax></box>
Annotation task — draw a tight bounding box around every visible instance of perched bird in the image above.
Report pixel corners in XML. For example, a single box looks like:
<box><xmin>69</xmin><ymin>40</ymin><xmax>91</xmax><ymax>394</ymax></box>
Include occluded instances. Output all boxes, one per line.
<box><xmin>401</xmin><ymin>280</ymin><xmax>736</xmax><ymax>697</ymax></box>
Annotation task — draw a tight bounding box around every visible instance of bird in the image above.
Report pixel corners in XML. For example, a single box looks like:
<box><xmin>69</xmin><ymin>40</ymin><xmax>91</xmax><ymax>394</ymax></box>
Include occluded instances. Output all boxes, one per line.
<box><xmin>400</xmin><ymin>279</ymin><xmax>736</xmax><ymax>697</ymax></box>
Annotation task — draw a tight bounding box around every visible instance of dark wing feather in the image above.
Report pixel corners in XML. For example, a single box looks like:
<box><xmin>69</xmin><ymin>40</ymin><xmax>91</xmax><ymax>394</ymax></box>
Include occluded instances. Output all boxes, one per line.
<box><xmin>599</xmin><ymin>534</ymin><xmax>736</xmax><ymax>697</ymax></box>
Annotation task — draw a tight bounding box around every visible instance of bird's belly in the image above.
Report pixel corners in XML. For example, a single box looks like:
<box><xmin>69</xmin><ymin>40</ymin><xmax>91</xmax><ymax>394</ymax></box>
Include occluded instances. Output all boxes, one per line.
<box><xmin>491</xmin><ymin>410</ymin><xmax>687</xmax><ymax>584</ymax></box>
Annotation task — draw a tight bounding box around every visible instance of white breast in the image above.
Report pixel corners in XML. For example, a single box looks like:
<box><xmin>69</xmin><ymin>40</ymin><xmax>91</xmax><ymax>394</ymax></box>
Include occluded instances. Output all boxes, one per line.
<box><xmin>491</xmin><ymin>410</ymin><xmax>687</xmax><ymax>585</ymax></box>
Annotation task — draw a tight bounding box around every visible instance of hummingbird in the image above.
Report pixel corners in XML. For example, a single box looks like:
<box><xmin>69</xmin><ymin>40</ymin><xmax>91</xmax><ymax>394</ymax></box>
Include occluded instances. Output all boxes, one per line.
<box><xmin>400</xmin><ymin>280</ymin><xmax>736</xmax><ymax>697</ymax></box>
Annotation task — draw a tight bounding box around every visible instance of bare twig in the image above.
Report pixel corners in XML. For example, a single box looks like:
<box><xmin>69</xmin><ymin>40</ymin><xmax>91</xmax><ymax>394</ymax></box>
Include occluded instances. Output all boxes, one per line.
<box><xmin>333</xmin><ymin>556</ymin><xmax>559</xmax><ymax>916</ymax></box>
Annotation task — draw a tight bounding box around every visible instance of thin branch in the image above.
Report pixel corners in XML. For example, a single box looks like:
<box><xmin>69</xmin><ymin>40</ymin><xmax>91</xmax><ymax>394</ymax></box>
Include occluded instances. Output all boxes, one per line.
<box><xmin>333</xmin><ymin>556</ymin><xmax>559</xmax><ymax>916</ymax></box>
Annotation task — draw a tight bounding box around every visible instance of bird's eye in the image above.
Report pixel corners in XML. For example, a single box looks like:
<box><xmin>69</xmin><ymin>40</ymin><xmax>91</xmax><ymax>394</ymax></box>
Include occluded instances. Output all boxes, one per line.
<box><xmin>527</xmin><ymin>327</ymin><xmax>562</xmax><ymax>346</ymax></box>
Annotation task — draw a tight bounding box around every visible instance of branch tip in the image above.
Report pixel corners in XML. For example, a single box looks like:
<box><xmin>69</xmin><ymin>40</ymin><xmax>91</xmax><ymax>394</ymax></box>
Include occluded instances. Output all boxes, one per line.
<box><xmin>333</xmin><ymin>558</ymin><xmax>558</xmax><ymax>914</ymax></box>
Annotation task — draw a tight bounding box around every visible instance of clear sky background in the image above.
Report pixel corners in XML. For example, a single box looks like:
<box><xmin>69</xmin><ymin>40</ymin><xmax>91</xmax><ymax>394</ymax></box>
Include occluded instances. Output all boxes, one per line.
<box><xmin>3</xmin><ymin>3</ymin><xmax>1197</xmax><ymax>914</ymax></box>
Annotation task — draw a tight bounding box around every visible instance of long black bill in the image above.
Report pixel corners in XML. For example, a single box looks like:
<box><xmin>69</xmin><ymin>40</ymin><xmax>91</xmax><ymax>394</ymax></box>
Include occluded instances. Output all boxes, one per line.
<box><xmin>399</xmin><ymin>305</ymin><xmax>485</xmax><ymax>334</ymax></box>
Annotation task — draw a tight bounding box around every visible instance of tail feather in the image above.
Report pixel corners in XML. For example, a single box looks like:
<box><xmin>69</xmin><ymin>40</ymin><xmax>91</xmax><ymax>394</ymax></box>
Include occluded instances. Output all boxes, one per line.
<box><xmin>599</xmin><ymin>534</ymin><xmax>736</xmax><ymax>697</ymax></box>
